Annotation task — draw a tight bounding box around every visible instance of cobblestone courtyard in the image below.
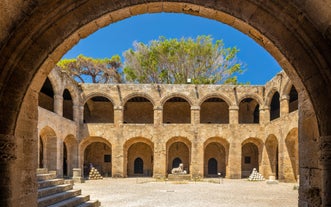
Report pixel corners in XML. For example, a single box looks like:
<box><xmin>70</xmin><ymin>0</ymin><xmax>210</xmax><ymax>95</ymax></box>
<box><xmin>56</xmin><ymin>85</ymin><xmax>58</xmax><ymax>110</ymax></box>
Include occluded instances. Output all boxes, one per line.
<box><xmin>74</xmin><ymin>178</ymin><xmax>298</xmax><ymax>207</ymax></box>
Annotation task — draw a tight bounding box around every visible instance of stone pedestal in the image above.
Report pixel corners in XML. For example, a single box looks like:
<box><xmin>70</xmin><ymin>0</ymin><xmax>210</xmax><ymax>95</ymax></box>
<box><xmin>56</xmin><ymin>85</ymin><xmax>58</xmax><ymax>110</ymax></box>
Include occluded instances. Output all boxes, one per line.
<box><xmin>72</xmin><ymin>168</ymin><xmax>84</xmax><ymax>183</ymax></box>
<box><xmin>167</xmin><ymin>174</ymin><xmax>192</xmax><ymax>181</ymax></box>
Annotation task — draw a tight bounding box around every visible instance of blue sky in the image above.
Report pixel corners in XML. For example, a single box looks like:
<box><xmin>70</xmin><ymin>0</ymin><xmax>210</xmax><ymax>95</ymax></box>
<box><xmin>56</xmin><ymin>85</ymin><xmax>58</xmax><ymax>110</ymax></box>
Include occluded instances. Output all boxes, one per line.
<box><xmin>63</xmin><ymin>13</ymin><xmax>282</xmax><ymax>85</ymax></box>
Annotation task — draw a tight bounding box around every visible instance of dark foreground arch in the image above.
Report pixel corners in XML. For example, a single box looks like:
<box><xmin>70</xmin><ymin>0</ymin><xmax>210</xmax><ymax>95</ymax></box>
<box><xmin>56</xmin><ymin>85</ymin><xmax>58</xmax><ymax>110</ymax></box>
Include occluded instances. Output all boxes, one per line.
<box><xmin>0</xmin><ymin>1</ymin><xmax>331</xmax><ymax>206</ymax></box>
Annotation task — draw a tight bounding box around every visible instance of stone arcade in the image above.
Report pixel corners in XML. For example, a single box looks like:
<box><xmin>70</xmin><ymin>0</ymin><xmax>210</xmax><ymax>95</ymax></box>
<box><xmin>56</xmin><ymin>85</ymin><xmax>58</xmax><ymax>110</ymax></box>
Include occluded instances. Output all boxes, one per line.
<box><xmin>38</xmin><ymin>68</ymin><xmax>299</xmax><ymax>182</ymax></box>
<box><xmin>1</xmin><ymin>1</ymin><xmax>331</xmax><ymax>206</ymax></box>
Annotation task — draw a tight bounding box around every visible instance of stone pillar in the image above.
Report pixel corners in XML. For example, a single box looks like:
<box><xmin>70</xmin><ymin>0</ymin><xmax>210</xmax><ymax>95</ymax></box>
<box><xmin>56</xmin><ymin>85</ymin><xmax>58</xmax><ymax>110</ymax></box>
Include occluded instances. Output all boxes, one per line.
<box><xmin>320</xmin><ymin>136</ymin><xmax>331</xmax><ymax>207</ymax></box>
<box><xmin>73</xmin><ymin>105</ymin><xmax>81</xmax><ymax>123</ymax></box>
<box><xmin>191</xmin><ymin>106</ymin><xmax>200</xmax><ymax>125</ymax></box>
<box><xmin>57</xmin><ymin>137</ymin><xmax>63</xmax><ymax>177</ymax></box>
<box><xmin>261</xmin><ymin>145</ymin><xmax>271</xmax><ymax>178</ymax></box>
<box><xmin>298</xmin><ymin>91</ymin><xmax>322</xmax><ymax>207</ymax></box>
<box><xmin>153</xmin><ymin>141</ymin><xmax>167</xmax><ymax>179</ymax></box>
<box><xmin>190</xmin><ymin>140</ymin><xmax>203</xmax><ymax>178</ymax></box>
<box><xmin>112</xmin><ymin>142</ymin><xmax>124</xmax><ymax>177</ymax></box>
<box><xmin>260</xmin><ymin>106</ymin><xmax>270</xmax><ymax>125</ymax></box>
<box><xmin>280</xmin><ymin>95</ymin><xmax>289</xmax><ymax>117</ymax></box>
<box><xmin>229</xmin><ymin>106</ymin><xmax>239</xmax><ymax>124</ymax></box>
<box><xmin>72</xmin><ymin>168</ymin><xmax>84</xmax><ymax>183</ymax></box>
<box><xmin>4</xmin><ymin>88</ymin><xmax>39</xmax><ymax>206</ymax></box>
<box><xmin>114</xmin><ymin>106</ymin><xmax>123</xmax><ymax>127</ymax></box>
<box><xmin>153</xmin><ymin>106</ymin><xmax>162</xmax><ymax>126</ymax></box>
<box><xmin>228</xmin><ymin>137</ymin><xmax>241</xmax><ymax>178</ymax></box>
<box><xmin>54</xmin><ymin>94</ymin><xmax>63</xmax><ymax>116</ymax></box>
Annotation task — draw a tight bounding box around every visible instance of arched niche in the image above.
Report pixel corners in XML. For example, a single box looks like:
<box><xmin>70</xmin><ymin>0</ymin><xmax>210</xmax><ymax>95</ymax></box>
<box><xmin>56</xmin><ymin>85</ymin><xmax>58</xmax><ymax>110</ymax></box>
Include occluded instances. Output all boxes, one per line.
<box><xmin>63</xmin><ymin>89</ymin><xmax>73</xmax><ymax>120</ymax></box>
<box><xmin>239</xmin><ymin>98</ymin><xmax>259</xmax><ymax>124</ymax></box>
<box><xmin>200</xmin><ymin>97</ymin><xmax>229</xmax><ymax>124</ymax></box>
<box><xmin>84</xmin><ymin>96</ymin><xmax>114</xmax><ymax>123</ymax></box>
<box><xmin>163</xmin><ymin>97</ymin><xmax>191</xmax><ymax>124</ymax></box>
<box><xmin>38</xmin><ymin>78</ymin><xmax>54</xmax><ymax>112</ymax></box>
<box><xmin>270</xmin><ymin>92</ymin><xmax>280</xmax><ymax>121</ymax></box>
<box><xmin>123</xmin><ymin>96</ymin><xmax>154</xmax><ymax>124</ymax></box>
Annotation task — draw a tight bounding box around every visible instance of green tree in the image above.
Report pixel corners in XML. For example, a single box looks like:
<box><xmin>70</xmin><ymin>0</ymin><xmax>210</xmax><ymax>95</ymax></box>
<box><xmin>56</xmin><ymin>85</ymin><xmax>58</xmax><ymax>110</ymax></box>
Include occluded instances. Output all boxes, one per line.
<box><xmin>56</xmin><ymin>54</ymin><xmax>123</xmax><ymax>83</ymax></box>
<box><xmin>123</xmin><ymin>35</ymin><xmax>244</xmax><ymax>84</ymax></box>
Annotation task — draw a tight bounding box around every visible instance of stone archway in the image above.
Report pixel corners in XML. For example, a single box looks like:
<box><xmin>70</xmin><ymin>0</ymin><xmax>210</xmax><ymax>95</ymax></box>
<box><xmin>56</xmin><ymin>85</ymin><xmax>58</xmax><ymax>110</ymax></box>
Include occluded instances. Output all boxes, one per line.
<box><xmin>285</xmin><ymin>128</ymin><xmax>299</xmax><ymax>182</ymax></box>
<box><xmin>166</xmin><ymin>137</ymin><xmax>191</xmax><ymax>174</ymax></box>
<box><xmin>63</xmin><ymin>135</ymin><xmax>78</xmax><ymax>177</ymax></box>
<box><xmin>265</xmin><ymin>135</ymin><xmax>279</xmax><ymax>179</ymax></box>
<box><xmin>1</xmin><ymin>1</ymin><xmax>331</xmax><ymax>206</ymax></box>
<box><xmin>241</xmin><ymin>138</ymin><xmax>263</xmax><ymax>178</ymax></box>
<box><xmin>39</xmin><ymin>126</ymin><xmax>58</xmax><ymax>172</ymax></box>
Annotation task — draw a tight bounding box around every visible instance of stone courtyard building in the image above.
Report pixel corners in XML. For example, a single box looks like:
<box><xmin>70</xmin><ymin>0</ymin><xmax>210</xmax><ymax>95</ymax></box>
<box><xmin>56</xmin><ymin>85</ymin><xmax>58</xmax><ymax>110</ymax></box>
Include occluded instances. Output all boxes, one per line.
<box><xmin>38</xmin><ymin>68</ymin><xmax>299</xmax><ymax>182</ymax></box>
<box><xmin>2</xmin><ymin>1</ymin><xmax>331</xmax><ymax>206</ymax></box>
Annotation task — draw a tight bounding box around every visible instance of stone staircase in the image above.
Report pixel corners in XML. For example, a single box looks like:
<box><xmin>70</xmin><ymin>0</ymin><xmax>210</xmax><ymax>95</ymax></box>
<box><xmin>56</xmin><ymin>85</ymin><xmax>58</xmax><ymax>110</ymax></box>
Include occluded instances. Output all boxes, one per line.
<box><xmin>37</xmin><ymin>169</ymin><xmax>100</xmax><ymax>207</ymax></box>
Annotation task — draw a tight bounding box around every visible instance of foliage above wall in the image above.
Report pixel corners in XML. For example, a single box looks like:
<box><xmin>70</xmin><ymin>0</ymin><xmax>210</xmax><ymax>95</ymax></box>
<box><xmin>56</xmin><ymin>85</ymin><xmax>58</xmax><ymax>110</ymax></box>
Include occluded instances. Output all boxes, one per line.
<box><xmin>57</xmin><ymin>35</ymin><xmax>246</xmax><ymax>84</ymax></box>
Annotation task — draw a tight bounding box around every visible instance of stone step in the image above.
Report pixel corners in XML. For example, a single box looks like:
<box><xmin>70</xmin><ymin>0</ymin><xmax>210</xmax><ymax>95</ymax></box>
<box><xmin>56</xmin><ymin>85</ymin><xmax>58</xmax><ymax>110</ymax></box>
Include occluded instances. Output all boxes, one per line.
<box><xmin>38</xmin><ymin>178</ymin><xmax>65</xmax><ymax>189</ymax></box>
<box><xmin>37</xmin><ymin>168</ymin><xmax>49</xmax><ymax>174</ymax></box>
<box><xmin>47</xmin><ymin>195</ymin><xmax>90</xmax><ymax>207</ymax></box>
<box><xmin>38</xmin><ymin>189</ymin><xmax>82</xmax><ymax>207</ymax></box>
<box><xmin>38</xmin><ymin>184</ymin><xmax>73</xmax><ymax>198</ymax></box>
<box><xmin>77</xmin><ymin>200</ymin><xmax>101</xmax><ymax>207</ymax></box>
<box><xmin>37</xmin><ymin>173</ymin><xmax>57</xmax><ymax>181</ymax></box>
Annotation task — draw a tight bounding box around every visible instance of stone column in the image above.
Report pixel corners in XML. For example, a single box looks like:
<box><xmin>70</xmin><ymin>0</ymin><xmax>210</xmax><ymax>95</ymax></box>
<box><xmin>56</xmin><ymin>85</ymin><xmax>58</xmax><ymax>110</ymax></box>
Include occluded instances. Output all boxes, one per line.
<box><xmin>259</xmin><ymin>106</ymin><xmax>270</xmax><ymax>125</ymax></box>
<box><xmin>153</xmin><ymin>141</ymin><xmax>167</xmax><ymax>179</ymax></box>
<box><xmin>54</xmin><ymin>94</ymin><xmax>63</xmax><ymax>116</ymax></box>
<box><xmin>229</xmin><ymin>106</ymin><xmax>239</xmax><ymax>124</ymax></box>
<box><xmin>112</xmin><ymin>142</ymin><xmax>124</xmax><ymax>177</ymax></box>
<box><xmin>280</xmin><ymin>95</ymin><xmax>289</xmax><ymax>117</ymax></box>
<box><xmin>298</xmin><ymin>91</ymin><xmax>321</xmax><ymax>206</ymax></box>
<box><xmin>228</xmin><ymin>137</ymin><xmax>241</xmax><ymax>178</ymax></box>
<box><xmin>114</xmin><ymin>106</ymin><xmax>123</xmax><ymax>127</ymax></box>
<box><xmin>73</xmin><ymin>105</ymin><xmax>81</xmax><ymax>123</ymax></box>
<box><xmin>190</xmin><ymin>140</ymin><xmax>203</xmax><ymax>178</ymax></box>
<box><xmin>57</xmin><ymin>137</ymin><xmax>63</xmax><ymax>177</ymax></box>
<box><xmin>153</xmin><ymin>106</ymin><xmax>162</xmax><ymax>126</ymax></box>
<box><xmin>191</xmin><ymin>106</ymin><xmax>200</xmax><ymax>125</ymax></box>
<box><xmin>320</xmin><ymin>136</ymin><xmax>331</xmax><ymax>206</ymax></box>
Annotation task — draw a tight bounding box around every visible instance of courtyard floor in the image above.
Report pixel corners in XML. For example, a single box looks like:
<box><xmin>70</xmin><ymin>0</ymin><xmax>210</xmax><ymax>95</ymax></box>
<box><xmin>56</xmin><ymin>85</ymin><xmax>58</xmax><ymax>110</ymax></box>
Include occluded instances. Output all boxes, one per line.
<box><xmin>74</xmin><ymin>178</ymin><xmax>298</xmax><ymax>207</ymax></box>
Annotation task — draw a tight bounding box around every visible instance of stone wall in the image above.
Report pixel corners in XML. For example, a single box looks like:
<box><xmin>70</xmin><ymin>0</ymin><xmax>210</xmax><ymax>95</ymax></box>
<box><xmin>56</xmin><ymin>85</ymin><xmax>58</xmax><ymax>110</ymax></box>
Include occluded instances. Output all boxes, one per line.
<box><xmin>37</xmin><ymin>69</ymin><xmax>299</xmax><ymax>181</ymax></box>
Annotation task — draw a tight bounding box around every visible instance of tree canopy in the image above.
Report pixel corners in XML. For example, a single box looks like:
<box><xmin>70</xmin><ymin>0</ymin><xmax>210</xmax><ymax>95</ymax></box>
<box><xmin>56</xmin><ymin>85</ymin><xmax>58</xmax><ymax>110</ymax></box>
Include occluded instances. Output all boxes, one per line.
<box><xmin>56</xmin><ymin>54</ymin><xmax>122</xmax><ymax>83</ymax></box>
<box><xmin>56</xmin><ymin>35</ymin><xmax>246</xmax><ymax>84</ymax></box>
<box><xmin>123</xmin><ymin>35</ymin><xmax>244</xmax><ymax>84</ymax></box>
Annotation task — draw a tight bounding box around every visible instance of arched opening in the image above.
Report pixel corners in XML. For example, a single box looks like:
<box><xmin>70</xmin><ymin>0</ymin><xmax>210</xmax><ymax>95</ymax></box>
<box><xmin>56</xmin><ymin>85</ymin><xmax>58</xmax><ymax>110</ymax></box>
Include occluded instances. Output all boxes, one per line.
<box><xmin>167</xmin><ymin>141</ymin><xmax>190</xmax><ymax>174</ymax></box>
<box><xmin>39</xmin><ymin>137</ymin><xmax>44</xmax><ymax>168</ymax></box>
<box><xmin>63</xmin><ymin>143</ymin><xmax>68</xmax><ymax>176</ymax></box>
<box><xmin>265</xmin><ymin>135</ymin><xmax>279</xmax><ymax>179</ymax></box>
<box><xmin>63</xmin><ymin>89</ymin><xmax>74</xmax><ymax>120</ymax></box>
<box><xmin>204</xmin><ymin>142</ymin><xmax>226</xmax><ymax>177</ymax></box>
<box><xmin>289</xmin><ymin>86</ymin><xmax>298</xmax><ymax>113</ymax></box>
<box><xmin>208</xmin><ymin>158</ymin><xmax>218</xmax><ymax>175</ymax></box>
<box><xmin>200</xmin><ymin>98</ymin><xmax>229</xmax><ymax>124</ymax></box>
<box><xmin>163</xmin><ymin>97</ymin><xmax>191</xmax><ymax>123</ymax></box>
<box><xmin>39</xmin><ymin>127</ymin><xmax>58</xmax><ymax>171</ymax></box>
<box><xmin>63</xmin><ymin>135</ymin><xmax>78</xmax><ymax>177</ymax></box>
<box><xmin>241</xmin><ymin>142</ymin><xmax>259</xmax><ymax>178</ymax></box>
<box><xmin>1</xmin><ymin>1</ymin><xmax>330</xmax><ymax>206</ymax></box>
<box><xmin>134</xmin><ymin>158</ymin><xmax>144</xmax><ymax>174</ymax></box>
<box><xmin>172</xmin><ymin>157</ymin><xmax>182</xmax><ymax>169</ymax></box>
<box><xmin>123</xmin><ymin>97</ymin><xmax>153</xmax><ymax>124</ymax></box>
<box><xmin>38</xmin><ymin>78</ymin><xmax>54</xmax><ymax>112</ymax></box>
<box><xmin>83</xmin><ymin>142</ymin><xmax>112</xmax><ymax>177</ymax></box>
<box><xmin>270</xmin><ymin>92</ymin><xmax>280</xmax><ymax>121</ymax></box>
<box><xmin>285</xmin><ymin>128</ymin><xmax>299</xmax><ymax>182</ymax></box>
<box><xmin>239</xmin><ymin>98</ymin><xmax>259</xmax><ymax>124</ymax></box>
<box><xmin>84</xmin><ymin>96</ymin><xmax>114</xmax><ymax>123</ymax></box>
<box><xmin>126</xmin><ymin>141</ymin><xmax>153</xmax><ymax>177</ymax></box>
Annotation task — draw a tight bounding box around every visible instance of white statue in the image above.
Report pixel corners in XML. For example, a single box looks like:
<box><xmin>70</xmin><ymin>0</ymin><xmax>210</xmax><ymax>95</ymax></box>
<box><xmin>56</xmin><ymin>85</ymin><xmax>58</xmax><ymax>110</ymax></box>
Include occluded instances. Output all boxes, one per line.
<box><xmin>171</xmin><ymin>163</ymin><xmax>187</xmax><ymax>174</ymax></box>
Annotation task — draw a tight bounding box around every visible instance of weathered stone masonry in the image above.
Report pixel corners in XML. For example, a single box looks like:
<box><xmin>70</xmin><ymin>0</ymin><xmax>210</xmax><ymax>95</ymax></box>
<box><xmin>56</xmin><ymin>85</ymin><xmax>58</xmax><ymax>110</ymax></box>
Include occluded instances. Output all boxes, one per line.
<box><xmin>38</xmin><ymin>68</ymin><xmax>298</xmax><ymax>182</ymax></box>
